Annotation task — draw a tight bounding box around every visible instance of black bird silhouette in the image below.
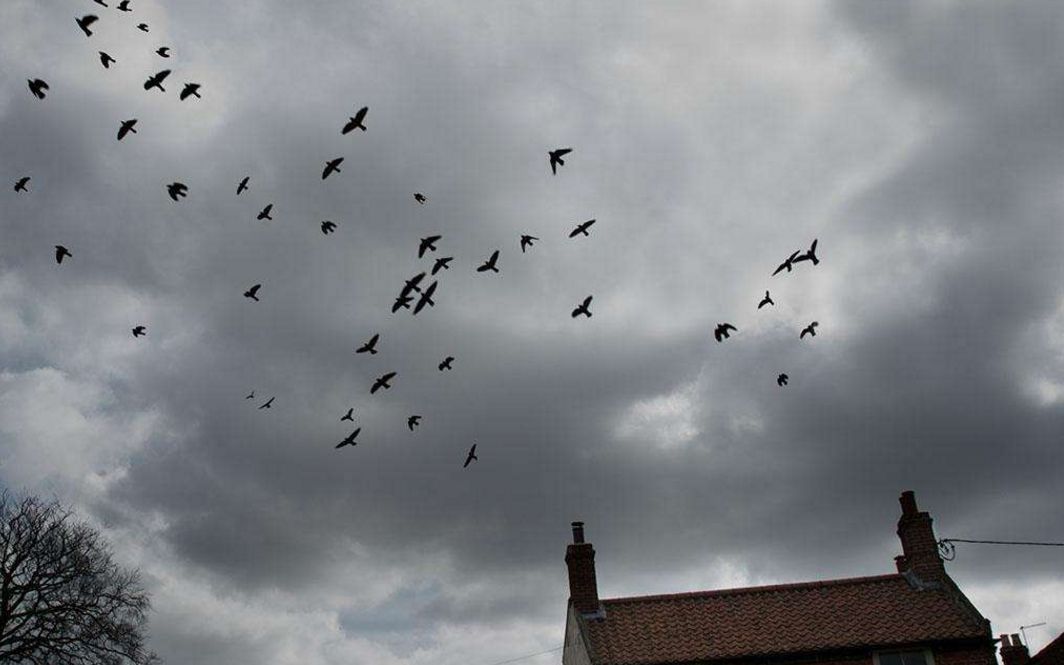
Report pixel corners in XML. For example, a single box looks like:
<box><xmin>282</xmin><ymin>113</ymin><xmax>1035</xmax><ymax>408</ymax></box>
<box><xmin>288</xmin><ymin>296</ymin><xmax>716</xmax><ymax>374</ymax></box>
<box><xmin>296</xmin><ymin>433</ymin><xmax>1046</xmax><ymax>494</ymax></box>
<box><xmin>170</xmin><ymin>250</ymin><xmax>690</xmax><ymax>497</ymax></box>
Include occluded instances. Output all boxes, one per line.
<box><xmin>94</xmin><ymin>0</ymin><xmax>108</xmax><ymax>6</ymax></box>
<box><xmin>143</xmin><ymin>69</ymin><xmax>170</xmax><ymax>92</ymax></box>
<box><xmin>99</xmin><ymin>51</ymin><xmax>116</xmax><ymax>68</ymax></box>
<box><xmin>237</xmin><ymin>176</ymin><xmax>250</xmax><ymax>195</ymax></box>
<box><xmin>340</xmin><ymin>408</ymin><xmax>355</xmax><ymax>422</ymax></box>
<box><xmin>336</xmin><ymin>428</ymin><xmax>360</xmax><ymax>448</ymax></box>
<box><xmin>132</xmin><ymin>325</ymin><xmax>146</xmax><ymax>337</ymax></box>
<box><xmin>243</xmin><ymin>284</ymin><xmax>261</xmax><ymax>301</ymax></box>
<box><xmin>117</xmin><ymin>119</ymin><xmax>137</xmax><ymax>141</ymax></box>
<box><xmin>793</xmin><ymin>238</ymin><xmax>820</xmax><ymax>266</ymax></box>
<box><xmin>549</xmin><ymin>148</ymin><xmax>572</xmax><ymax>175</ymax></box>
<box><xmin>407</xmin><ymin>415</ymin><xmax>421</xmax><ymax>431</ymax></box>
<box><xmin>413</xmin><ymin>281</ymin><xmax>438</xmax><ymax>315</ymax></box>
<box><xmin>76</xmin><ymin>15</ymin><xmax>99</xmax><ymax>37</ymax></box>
<box><xmin>772</xmin><ymin>250</ymin><xmax>801</xmax><ymax>276</ymax></box>
<box><xmin>137</xmin><ymin>23</ymin><xmax>149</xmax><ymax>32</ymax></box>
<box><xmin>777</xmin><ymin>373</ymin><xmax>789</xmax><ymax>386</ymax></box>
<box><xmin>180</xmin><ymin>83</ymin><xmax>201</xmax><ymax>100</ymax></box>
<box><xmin>413</xmin><ymin>193</ymin><xmax>427</xmax><ymax>204</ymax></box>
<box><xmin>245</xmin><ymin>391</ymin><xmax>254</xmax><ymax>400</ymax></box>
<box><xmin>800</xmin><ymin>321</ymin><xmax>819</xmax><ymax>339</ymax></box>
<box><xmin>401</xmin><ymin>272</ymin><xmax>427</xmax><ymax>297</ymax></box>
<box><xmin>418</xmin><ymin>235</ymin><xmax>441</xmax><ymax>258</ymax></box>
<box><xmin>321</xmin><ymin>220</ymin><xmax>337</xmax><ymax>235</ymax></box>
<box><xmin>520</xmin><ymin>235</ymin><xmax>538</xmax><ymax>253</ymax></box>
<box><xmin>371</xmin><ymin>372</ymin><xmax>397</xmax><ymax>394</ymax></box>
<box><xmin>155</xmin><ymin>46</ymin><xmax>170</xmax><ymax>58</ymax></box>
<box><xmin>568</xmin><ymin>219</ymin><xmax>596</xmax><ymax>238</ymax></box>
<box><xmin>256</xmin><ymin>204</ymin><xmax>273</xmax><ymax>221</ymax></box>
<box><xmin>356</xmin><ymin>334</ymin><xmax>380</xmax><ymax>355</ymax></box>
<box><xmin>476</xmin><ymin>250</ymin><xmax>500</xmax><ymax>273</ymax></box>
<box><xmin>714</xmin><ymin>323</ymin><xmax>737</xmax><ymax>342</ymax></box>
<box><xmin>166</xmin><ymin>182</ymin><xmax>188</xmax><ymax>201</ymax></box>
<box><xmin>14</xmin><ymin>177</ymin><xmax>30</xmax><ymax>193</ymax></box>
<box><xmin>258</xmin><ymin>396</ymin><xmax>274</xmax><ymax>409</ymax></box>
<box><xmin>431</xmin><ymin>256</ymin><xmax>452</xmax><ymax>275</ymax></box>
<box><xmin>322</xmin><ymin>157</ymin><xmax>344</xmax><ymax>179</ymax></box>
<box><xmin>28</xmin><ymin>79</ymin><xmax>49</xmax><ymax>99</ymax></box>
<box><xmin>463</xmin><ymin>444</ymin><xmax>478</xmax><ymax>468</ymax></box>
<box><xmin>342</xmin><ymin>106</ymin><xmax>368</xmax><ymax>134</ymax></box>
<box><xmin>438</xmin><ymin>356</ymin><xmax>454</xmax><ymax>371</ymax></box>
<box><xmin>572</xmin><ymin>295</ymin><xmax>593</xmax><ymax>318</ymax></box>
<box><xmin>392</xmin><ymin>294</ymin><xmax>413</xmax><ymax>312</ymax></box>
<box><xmin>758</xmin><ymin>291</ymin><xmax>774</xmax><ymax>309</ymax></box>
<box><xmin>55</xmin><ymin>245</ymin><xmax>72</xmax><ymax>264</ymax></box>
<box><xmin>117</xmin><ymin>0</ymin><xmax>132</xmax><ymax>11</ymax></box>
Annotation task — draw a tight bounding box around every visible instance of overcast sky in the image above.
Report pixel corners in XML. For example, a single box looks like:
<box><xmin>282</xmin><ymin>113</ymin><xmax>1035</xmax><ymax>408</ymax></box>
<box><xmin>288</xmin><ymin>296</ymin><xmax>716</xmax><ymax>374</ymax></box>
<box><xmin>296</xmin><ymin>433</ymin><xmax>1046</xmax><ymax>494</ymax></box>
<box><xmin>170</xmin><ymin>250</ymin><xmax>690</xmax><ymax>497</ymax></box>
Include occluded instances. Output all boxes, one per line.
<box><xmin>2</xmin><ymin>1</ymin><xmax>1063</xmax><ymax>664</ymax></box>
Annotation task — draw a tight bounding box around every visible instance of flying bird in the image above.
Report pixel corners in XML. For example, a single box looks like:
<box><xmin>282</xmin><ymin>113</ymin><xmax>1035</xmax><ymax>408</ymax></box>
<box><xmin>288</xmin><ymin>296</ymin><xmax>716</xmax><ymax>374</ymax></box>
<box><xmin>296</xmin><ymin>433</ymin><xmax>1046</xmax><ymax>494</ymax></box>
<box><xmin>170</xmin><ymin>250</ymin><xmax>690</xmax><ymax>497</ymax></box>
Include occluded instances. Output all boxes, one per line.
<box><xmin>258</xmin><ymin>397</ymin><xmax>275</xmax><ymax>409</ymax></box>
<box><xmin>758</xmin><ymin>291</ymin><xmax>774</xmax><ymax>309</ymax></box>
<box><xmin>336</xmin><ymin>428</ymin><xmax>361</xmax><ymax>448</ymax></box>
<box><xmin>132</xmin><ymin>326</ymin><xmax>146</xmax><ymax>337</ymax></box>
<box><xmin>75</xmin><ymin>14</ymin><xmax>98</xmax><ymax>37</ymax></box>
<box><xmin>571</xmin><ymin>295</ymin><xmax>593</xmax><ymax>318</ymax></box>
<box><xmin>245</xmin><ymin>391</ymin><xmax>254</xmax><ymax>400</ymax></box>
<box><xmin>93</xmin><ymin>0</ymin><xmax>108</xmax><ymax>6</ymax></box>
<box><xmin>793</xmin><ymin>238</ymin><xmax>820</xmax><ymax>266</ymax></box>
<box><xmin>117</xmin><ymin>0</ymin><xmax>132</xmax><ymax>11</ymax></box>
<box><xmin>392</xmin><ymin>294</ymin><xmax>413</xmax><ymax>312</ymax></box>
<box><xmin>117</xmin><ymin>118</ymin><xmax>137</xmax><ymax>141</ymax></box>
<box><xmin>413</xmin><ymin>193</ymin><xmax>427</xmax><ymax>204</ymax></box>
<box><xmin>98</xmin><ymin>51</ymin><xmax>116</xmax><ymax>68</ymax></box>
<box><xmin>28</xmin><ymin>79</ymin><xmax>49</xmax><ymax>99</ymax></box>
<box><xmin>413</xmin><ymin>281</ymin><xmax>438</xmax><ymax>315</ymax></box>
<box><xmin>714</xmin><ymin>323</ymin><xmax>737</xmax><ymax>342</ymax></box>
<box><xmin>322</xmin><ymin>157</ymin><xmax>344</xmax><ymax>179</ymax></box>
<box><xmin>407</xmin><ymin>415</ymin><xmax>421</xmax><ymax>431</ymax></box>
<box><xmin>143</xmin><ymin>69</ymin><xmax>170</xmax><ymax>92</ymax></box>
<box><xmin>341</xmin><ymin>408</ymin><xmax>355</xmax><ymax>422</ymax></box>
<box><xmin>371</xmin><ymin>372</ymin><xmax>397</xmax><ymax>394</ymax></box>
<box><xmin>463</xmin><ymin>444</ymin><xmax>478</xmax><ymax>468</ymax></box>
<box><xmin>418</xmin><ymin>235</ymin><xmax>441</xmax><ymax>258</ymax></box>
<box><xmin>431</xmin><ymin>256</ymin><xmax>452</xmax><ymax>275</ymax></box>
<box><xmin>356</xmin><ymin>334</ymin><xmax>380</xmax><ymax>355</ymax></box>
<box><xmin>237</xmin><ymin>176</ymin><xmax>250</xmax><ymax>195</ymax></box>
<box><xmin>800</xmin><ymin>321</ymin><xmax>819</xmax><ymax>339</ymax></box>
<box><xmin>772</xmin><ymin>250</ymin><xmax>801</xmax><ymax>276</ymax></box>
<box><xmin>341</xmin><ymin>106</ymin><xmax>368</xmax><ymax>134</ymax></box>
<box><xmin>155</xmin><ymin>47</ymin><xmax>171</xmax><ymax>58</ymax></box>
<box><xmin>568</xmin><ymin>219</ymin><xmax>596</xmax><ymax>238</ymax></box>
<box><xmin>256</xmin><ymin>204</ymin><xmax>273</xmax><ymax>221</ymax></box>
<box><xmin>166</xmin><ymin>182</ymin><xmax>188</xmax><ymax>201</ymax></box>
<box><xmin>321</xmin><ymin>220</ymin><xmax>337</xmax><ymax>235</ymax></box>
<box><xmin>14</xmin><ymin>177</ymin><xmax>30</xmax><ymax>193</ymax></box>
<box><xmin>520</xmin><ymin>235</ymin><xmax>538</xmax><ymax>253</ymax></box>
<box><xmin>179</xmin><ymin>83</ymin><xmax>201</xmax><ymax>100</ymax></box>
<box><xmin>243</xmin><ymin>284</ymin><xmax>261</xmax><ymax>301</ymax></box>
<box><xmin>476</xmin><ymin>250</ymin><xmax>500</xmax><ymax>273</ymax></box>
<box><xmin>777</xmin><ymin>373</ymin><xmax>789</xmax><ymax>387</ymax></box>
<box><xmin>438</xmin><ymin>356</ymin><xmax>454</xmax><ymax>371</ymax></box>
<box><xmin>137</xmin><ymin>23</ymin><xmax>149</xmax><ymax>32</ymax></box>
<box><xmin>55</xmin><ymin>245</ymin><xmax>72</xmax><ymax>264</ymax></box>
<box><xmin>549</xmin><ymin>148</ymin><xmax>572</xmax><ymax>175</ymax></box>
<box><xmin>401</xmin><ymin>272</ymin><xmax>427</xmax><ymax>297</ymax></box>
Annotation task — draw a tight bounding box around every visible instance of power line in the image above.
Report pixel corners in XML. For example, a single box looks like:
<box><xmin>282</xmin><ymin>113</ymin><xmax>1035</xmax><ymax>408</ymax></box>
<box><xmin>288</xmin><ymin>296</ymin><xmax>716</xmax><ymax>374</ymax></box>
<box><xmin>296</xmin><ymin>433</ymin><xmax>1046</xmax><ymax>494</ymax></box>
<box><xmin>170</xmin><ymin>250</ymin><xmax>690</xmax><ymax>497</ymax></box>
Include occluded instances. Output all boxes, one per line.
<box><xmin>482</xmin><ymin>645</ymin><xmax>564</xmax><ymax>665</ymax></box>
<box><xmin>938</xmin><ymin>538</ymin><xmax>1064</xmax><ymax>561</ymax></box>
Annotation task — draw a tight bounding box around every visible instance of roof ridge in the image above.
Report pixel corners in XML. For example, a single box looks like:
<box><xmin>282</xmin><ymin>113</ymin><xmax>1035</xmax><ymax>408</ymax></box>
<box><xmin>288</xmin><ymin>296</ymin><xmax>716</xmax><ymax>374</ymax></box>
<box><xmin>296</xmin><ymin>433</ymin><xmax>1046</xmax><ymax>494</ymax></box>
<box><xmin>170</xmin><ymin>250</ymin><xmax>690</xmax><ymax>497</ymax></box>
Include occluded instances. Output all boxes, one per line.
<box><xmin>601</xmin><ymin>573</ymin><xmax>904</xmax><ymax>604</ymax></box>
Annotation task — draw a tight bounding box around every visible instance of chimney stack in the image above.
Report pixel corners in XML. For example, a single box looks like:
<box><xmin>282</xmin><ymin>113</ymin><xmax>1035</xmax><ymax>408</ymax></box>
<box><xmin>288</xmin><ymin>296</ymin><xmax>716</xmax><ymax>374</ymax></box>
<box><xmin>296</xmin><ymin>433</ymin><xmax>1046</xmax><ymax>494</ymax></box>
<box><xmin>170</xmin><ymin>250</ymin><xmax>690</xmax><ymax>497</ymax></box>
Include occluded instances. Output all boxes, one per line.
<box><xmin>896</xmin><ymin>490</ymin><xmax>947</xmax><ymax>583</ymax></box>
<box><xmin>999</xmin><ymin>634</ymin><xmax>1030</xmax><ymax>665</ymax></box>
<box><xmin>566</xmin><ymin>521</ymin><xmax>601</xmax><ymax>616</ymax></box>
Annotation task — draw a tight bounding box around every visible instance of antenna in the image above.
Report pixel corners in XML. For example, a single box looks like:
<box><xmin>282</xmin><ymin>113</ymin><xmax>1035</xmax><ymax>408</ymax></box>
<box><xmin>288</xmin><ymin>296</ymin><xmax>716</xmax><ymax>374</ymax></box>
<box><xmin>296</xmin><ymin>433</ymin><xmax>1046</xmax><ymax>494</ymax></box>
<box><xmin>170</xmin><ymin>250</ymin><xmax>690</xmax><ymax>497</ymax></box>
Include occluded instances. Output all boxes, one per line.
<box><xmin>1020</xmin><ymin>623</ymin><xmax>1047</xmax><ymax>647</ymax></box>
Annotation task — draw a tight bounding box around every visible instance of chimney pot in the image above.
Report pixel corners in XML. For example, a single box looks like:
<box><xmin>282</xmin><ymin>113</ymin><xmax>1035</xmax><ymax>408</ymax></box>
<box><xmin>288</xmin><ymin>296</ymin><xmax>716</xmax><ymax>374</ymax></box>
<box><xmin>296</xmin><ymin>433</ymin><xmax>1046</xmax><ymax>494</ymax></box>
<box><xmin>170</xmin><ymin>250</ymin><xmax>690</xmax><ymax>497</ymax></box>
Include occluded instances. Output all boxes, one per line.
<box><xmin>900</xmin><ymin>490</ymin><xmax>918</xmax><ymax>516</ymax></box>
<box><xmin>572</xmin><ymin>521</ymin><xmax>585</xmax><ymax>544</ymax></box>
<box><xmin>1000</xmin><ymin>632</ymin><xmax>1031</xmax><ymax>665</ymax></box>
<box><xmin>1011</xmin><ymin>634</ymin><xmax>1023</xmax><ymax>647</ymax></box>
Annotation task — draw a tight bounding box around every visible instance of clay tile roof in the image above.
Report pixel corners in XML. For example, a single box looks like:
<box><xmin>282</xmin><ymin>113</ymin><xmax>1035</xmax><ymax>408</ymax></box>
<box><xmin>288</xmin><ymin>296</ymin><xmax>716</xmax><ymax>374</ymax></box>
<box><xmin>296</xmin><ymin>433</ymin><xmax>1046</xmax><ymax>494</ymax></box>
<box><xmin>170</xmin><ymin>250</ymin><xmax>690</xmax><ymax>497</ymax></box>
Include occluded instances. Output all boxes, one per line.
<box><xmin>581</xmin><ymin>574</ymin><xmax>989</xmax><ymax>665</ymax></box>
<box><xmin>1032</xmin><ymin>632</ymin><xmax>1064</xmax><ymax>665</ymax></box>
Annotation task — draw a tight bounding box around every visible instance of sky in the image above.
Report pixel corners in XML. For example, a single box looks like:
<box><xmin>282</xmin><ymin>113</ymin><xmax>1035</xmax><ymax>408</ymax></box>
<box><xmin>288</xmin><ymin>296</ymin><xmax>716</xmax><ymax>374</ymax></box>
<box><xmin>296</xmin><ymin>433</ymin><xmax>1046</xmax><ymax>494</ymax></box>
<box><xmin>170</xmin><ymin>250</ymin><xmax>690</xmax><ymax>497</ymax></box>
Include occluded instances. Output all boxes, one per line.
<box><xmin>2</xmin><ymin>1</ymin><xmax>1063</xmax><ymax>664</ymax></box>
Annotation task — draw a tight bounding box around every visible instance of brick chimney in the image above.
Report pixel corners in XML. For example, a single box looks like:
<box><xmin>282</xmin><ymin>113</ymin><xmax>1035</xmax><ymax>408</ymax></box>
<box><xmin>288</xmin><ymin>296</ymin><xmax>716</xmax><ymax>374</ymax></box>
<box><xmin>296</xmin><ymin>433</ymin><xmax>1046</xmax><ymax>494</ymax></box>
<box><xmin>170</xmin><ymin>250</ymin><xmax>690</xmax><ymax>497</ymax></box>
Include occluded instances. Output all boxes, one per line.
<box><xmin>999</xmin><ymin>634</ymin><xmax>1030</xmax><ymax>665</ymax></box>
<box><xmin>896</xmin><ymin>490</ymin><xmax>947</xmax><ymax>582</ymax></box>
<box><xmin>566</xmin><ymin>521</ymin><xmax>601</xmax><ymax>615</ymax></box>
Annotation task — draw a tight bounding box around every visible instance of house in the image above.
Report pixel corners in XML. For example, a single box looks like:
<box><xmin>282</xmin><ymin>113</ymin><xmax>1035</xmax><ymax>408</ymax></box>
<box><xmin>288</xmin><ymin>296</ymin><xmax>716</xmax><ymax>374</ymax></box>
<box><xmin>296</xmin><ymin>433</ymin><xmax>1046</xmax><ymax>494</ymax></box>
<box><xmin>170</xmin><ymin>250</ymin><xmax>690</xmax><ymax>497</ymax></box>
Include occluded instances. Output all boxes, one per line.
<box><xmin>1001</xmin><ymin>631</ymin><xmax>1064</xmax><ymax>665</ymax></box>
<box><xmin>563</xmin><ymin>491</ymin><xmax>1000</xmax><ymax>665</ymax></box>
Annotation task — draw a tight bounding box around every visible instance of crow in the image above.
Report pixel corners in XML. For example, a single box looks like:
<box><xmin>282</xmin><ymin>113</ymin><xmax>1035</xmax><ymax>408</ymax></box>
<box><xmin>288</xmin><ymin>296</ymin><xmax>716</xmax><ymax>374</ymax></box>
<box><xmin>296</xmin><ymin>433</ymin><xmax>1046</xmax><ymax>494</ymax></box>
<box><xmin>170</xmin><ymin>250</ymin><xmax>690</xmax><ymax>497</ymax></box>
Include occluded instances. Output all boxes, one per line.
<box><xmin>55</xmin><ymin>246</ymin><xmax>72</xmax><ymax>264</ymax></box>
<box><xmin>117</xmin><ymin>119</ymin><xmax>137</xmax><ymax>141</ymax></box>
<box><xmin>413</xmin><ymin>192</ymin><xmax>427</xmax><ymax>204</ymax></box>
<box><xmin>476</xmin><ymin>250</ymin><xmax>500</xmax><ymax>273</ymax></box>
<box><xmin>99</xmin><ymin>51</ymin><xmax>116</xmax><ymax>68</ymax></box>
<box><xmin>772</xmin><ymin>250</ymin><xmax>800</xmax><ymax>276</ymax></box>
<box><xmin>132</xmin><ymin>326</ymin><xmax>146</xmax><ymax>337</ymax></box>
<box><xmin>322</xmin><ymin>157</ymin><xmax>344</xmax><ymax>179</ymax></box>
<box><xmin>758</xmin><ymin>291</ymin><xmax>774</xmax><ymax>309</ymax></box>
<box><xmin>166</xmin><ymin>182</ymin><xmax>188</xmax><ymax>201</ymax></box>
<box><xmin>431</xmin><ymin>256</ymin><xmax>452</xmax><ymax>275</ymax></box>
<box><xmin>342</xmin><ymin>106</ymin><xmax>368</xmax><ymax>134</ymax></box>
<box><xmin>413</xmin><ymin>281</ymin><xmax>438</xmax><ymax>315</ymax></box>
<box><xmin>418</xmin><ymin>235</ymin><xmax>441</xmax><ymax>258</ymax></box>
<box><xmin>245</xmin><ymin>391</ymin><xmax>255</xmax><ymax>400</ymax></box>
<box><xmin>777</xmin><ymin>373</ymin><xmax>789</xmax><ymax>386</ymax></box>
<box><xmin>93</xmin><ymin>0</ymin><xmax>108</xmax><ymax>6</ymax></box>
<box><xmin>336</xmin><ymin>428</ymin><xmax>361</xmax><ymax>448</ymax></box>
<box><xmin>14</xmin><ymin>177</ymin><xmax>30</xmax><ymax>193</ymax></box>
<box><xmin>520</xmin><ymin>235</ymin><xmax>538</xmax><ymax>253</ymax></box>
<box><xmin>341</xmin><ymin>408</ymin><xmax>355</xmax><ymax>422</ymax></box>
<box><xmin>800</xmin><ymin>321</ymin><xmax>819</xmax><ymax>339</ymax></box>
<box><xmin>401</xmin><ymin>272</ymin><xmax>427</xmax><ymax>298</ymax></box>
<box><xmin>156</xmin><ymin>46</ymin><xmax>170</xmax><ymax>58</ymax></box>
<box><xmin>463</xmin><ymin>444</ymin><xmax>478</xmax><ymax>468</ymax></box>
<box><xmin>321</xmin><ymin>220</ymin><xmax>337</xmax><ymax>235</ymax></box>
<box><xmin>117</xmin><ymin>0</ymin><xmax>132</xmax><ymax>11</ymax></box>
<box><xmin>371</xmin><ymin>372</ymin><xmax>397</xmax><ymax>394</ymax></box>
<box><xmin>28</xmin><ymin>79</ymin><xmax>49</xmax><ymax>99</ymax></box>
<box><xmin>256</xmin><ymin>204</ymin><xmax>273</xmax><ymax>221</ymax></box>
<box><xmin>258</xmin><ymin>396</ymin><xmax>275</xmax><ymax>409</ymax></box>
<box><xmin>76</xmin><ymin>15</ymin><xmax>98</xmax><ymax>37</ymax></box>
<box><xmin>408</xmin><ymin>415</ymin><xmax>421</xmax><ymax>431</ymax></box>
<box><xmin>793</xmin><ymin>238</ymin><xmax>819</xmax><ymax>266</ymax></box>
<box><xmin>549</xmin><ymin>148</ymin><xmax>572</xmax><ymax>175</ymax></box>
<box><xmin>179</xmin><ymin>83</ymin><xmax>201</xmax><ymax>100</ymax></box>
<box><xmin>243</xmin><ymin>284</ymin><xmax>261</xmax><ymax>301</ymax></box>
<box><xmin>438</xmin><ymin>356</ymin><xmax>454</xmax><ymax>371</ymax></box>
<box><xmin>571</xmin><ymin>295</ymin><xmax>593</xmax><ymax>318</ymax></box>
<box><xmin>568</xmin><ymin>219</ymin><xmax>595</xmax><ymax>238</ymax></box>
<box><xmin>137</xmin><ymin>23</ymin><xmax>149</xmax><ymax>32</ymax></box>
<box><xmin>143</xmin><ymin>69</ymin><xmax>170</xmax><ymax>92</ymax></box>
<box><xmin>714</xmin><ymin>323</ymin><xmax>737</xmax><ymax>342</ymax></box>
<box><xmin>356</xmin><ymin>334</ymin><xmax>380</xmax><ymax>355</ymax></box>
<box><xmin>392</xmin><ymin>294</ymin><xmax>413</xmax><ymax>312</ymax></box>
<box><xmin>237</xmin><ymin>176</ymin><xmax>250</xmax><ymax>195</ymax></box>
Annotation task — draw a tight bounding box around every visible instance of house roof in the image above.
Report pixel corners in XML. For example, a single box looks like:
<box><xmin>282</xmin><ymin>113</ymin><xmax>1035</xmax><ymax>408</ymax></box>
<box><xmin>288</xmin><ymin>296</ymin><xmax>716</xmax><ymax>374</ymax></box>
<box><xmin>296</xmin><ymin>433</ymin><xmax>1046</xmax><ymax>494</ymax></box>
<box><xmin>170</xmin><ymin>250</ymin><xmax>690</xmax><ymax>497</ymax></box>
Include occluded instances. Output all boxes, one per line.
<box><xmin>1032</xmin><ymin>632</ymin><xmax>1064</xmax><ymax>665</ymax></box>
<box><xmin>578</xmin><ymin>573</ymin><xmax>990</xmax><ymax>665</ymax></box>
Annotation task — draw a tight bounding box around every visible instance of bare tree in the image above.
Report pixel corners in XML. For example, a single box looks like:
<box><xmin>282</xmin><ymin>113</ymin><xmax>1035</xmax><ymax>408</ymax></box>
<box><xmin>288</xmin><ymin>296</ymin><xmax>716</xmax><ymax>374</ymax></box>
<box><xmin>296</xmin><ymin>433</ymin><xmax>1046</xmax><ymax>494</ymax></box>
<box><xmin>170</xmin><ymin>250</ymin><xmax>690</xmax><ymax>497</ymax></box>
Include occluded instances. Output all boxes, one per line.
<box><xmin>0</xmin><ymin>491</ymin><xmax>157</xmax><ymax>664</ymax></box>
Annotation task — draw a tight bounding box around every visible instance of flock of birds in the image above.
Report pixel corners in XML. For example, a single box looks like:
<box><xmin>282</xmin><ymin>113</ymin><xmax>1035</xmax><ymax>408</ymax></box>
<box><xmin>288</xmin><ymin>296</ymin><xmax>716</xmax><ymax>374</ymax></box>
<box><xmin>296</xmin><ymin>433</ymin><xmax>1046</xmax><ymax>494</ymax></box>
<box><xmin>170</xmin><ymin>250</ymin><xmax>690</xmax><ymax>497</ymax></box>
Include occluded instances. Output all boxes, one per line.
<box><xmin>16</xmin><ymin>6</ymin><xmax>825</xmax><ymax>468</ymax></box>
